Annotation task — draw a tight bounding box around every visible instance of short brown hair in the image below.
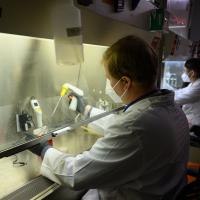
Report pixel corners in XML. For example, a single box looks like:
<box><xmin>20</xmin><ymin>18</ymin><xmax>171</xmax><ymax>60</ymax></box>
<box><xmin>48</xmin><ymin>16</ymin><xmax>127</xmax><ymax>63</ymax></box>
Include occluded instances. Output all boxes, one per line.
<box><xmin>103</xmin><ymin>35</ymin><xmax>158</xmax><ymax>87</ymax></box>
<box><xmin>185</xmin><ymin>58</ymin><xmax>200</xmax><ymax>78</ymax></box>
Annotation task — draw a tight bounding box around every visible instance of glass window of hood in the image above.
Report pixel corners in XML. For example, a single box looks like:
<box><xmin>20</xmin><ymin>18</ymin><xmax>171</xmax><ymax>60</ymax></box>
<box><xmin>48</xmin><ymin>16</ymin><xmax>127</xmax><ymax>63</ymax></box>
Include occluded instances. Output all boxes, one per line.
<box><xmin>161</xmin><ymin>61</ymin><xmax>185</xmax><ymax>90</ymax></box>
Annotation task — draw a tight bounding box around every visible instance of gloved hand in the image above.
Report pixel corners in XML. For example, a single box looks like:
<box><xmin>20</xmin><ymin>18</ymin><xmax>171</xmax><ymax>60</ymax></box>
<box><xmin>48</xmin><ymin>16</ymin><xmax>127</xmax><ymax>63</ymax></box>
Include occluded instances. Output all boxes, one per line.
<box><xmin>68</xmin><ymin>92</ymin><xmax>87</xmax><ymax>114</ymax></box>
<box><xmin>29</xmin><ymin>139</ymin><xmax>52</xmax><ymax>158</ymax></box>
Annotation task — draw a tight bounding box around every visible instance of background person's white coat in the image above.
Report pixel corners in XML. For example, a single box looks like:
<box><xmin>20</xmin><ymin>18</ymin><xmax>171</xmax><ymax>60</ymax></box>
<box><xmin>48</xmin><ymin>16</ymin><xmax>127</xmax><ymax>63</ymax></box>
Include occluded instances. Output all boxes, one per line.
<box><xmin>175</xmin><ymin>79</ymin><xmax>200</xmax><ymax>127</ymax></box>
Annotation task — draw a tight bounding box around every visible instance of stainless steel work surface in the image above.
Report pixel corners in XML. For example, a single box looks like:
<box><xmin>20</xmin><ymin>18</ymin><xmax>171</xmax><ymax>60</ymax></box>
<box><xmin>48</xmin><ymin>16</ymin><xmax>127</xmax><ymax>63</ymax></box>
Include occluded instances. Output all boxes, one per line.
<box><xmin>1</xmin><ymin>176</ymin><xmax>59</xmax><ymax>200</ymax></box>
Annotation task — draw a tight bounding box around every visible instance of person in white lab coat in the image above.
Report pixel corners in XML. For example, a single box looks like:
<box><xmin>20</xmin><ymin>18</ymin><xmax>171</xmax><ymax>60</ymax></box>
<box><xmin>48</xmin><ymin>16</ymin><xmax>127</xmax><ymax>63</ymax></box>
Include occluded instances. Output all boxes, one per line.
<box><xmin>175</xmin><ymin>58</ymin><xmax>200</xmax><ymax>132</ymax></box>
<box><xmin>30</xmin><ymin>35</ymin><xmax>189</xmax><ymax>200</ymax></box>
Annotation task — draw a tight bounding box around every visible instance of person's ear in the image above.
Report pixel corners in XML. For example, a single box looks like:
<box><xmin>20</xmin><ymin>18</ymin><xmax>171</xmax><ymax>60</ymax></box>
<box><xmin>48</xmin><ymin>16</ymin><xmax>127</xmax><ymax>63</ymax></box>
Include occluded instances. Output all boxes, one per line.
<box><xmin>189</xmin><ymin>70</ymin><xmax>195</xmax><ymax>79</ymax></box>
<box><xmin>121</xmin><ymin>76</ymin><xmax>131</xmax><ymax>89</ymax></box>
<box><xmin>192</xmin><ymin>70</ymin><xmax>195</xmax><ymax>77</ymax></box>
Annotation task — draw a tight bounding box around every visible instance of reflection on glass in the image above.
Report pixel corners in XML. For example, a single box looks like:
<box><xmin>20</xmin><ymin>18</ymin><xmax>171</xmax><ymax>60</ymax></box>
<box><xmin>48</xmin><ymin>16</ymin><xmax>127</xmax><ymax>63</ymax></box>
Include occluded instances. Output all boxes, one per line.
<box><xmin>161</xmin><ymin>61</ymin><xmax>185</xmax><ymax>90</ymax></box>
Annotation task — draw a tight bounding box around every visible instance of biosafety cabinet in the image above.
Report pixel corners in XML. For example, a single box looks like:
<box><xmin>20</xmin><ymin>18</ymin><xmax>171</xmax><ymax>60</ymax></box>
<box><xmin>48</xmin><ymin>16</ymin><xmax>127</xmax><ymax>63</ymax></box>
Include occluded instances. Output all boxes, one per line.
<box><xmin>0</xmin><ymin>1</ymin><xmax>158</xmax><ymax>199</ymax></box>
<box><xmin>0</xmin><ymin>33</ymin><xmax>106</xmax><ymax>199</ymax></box>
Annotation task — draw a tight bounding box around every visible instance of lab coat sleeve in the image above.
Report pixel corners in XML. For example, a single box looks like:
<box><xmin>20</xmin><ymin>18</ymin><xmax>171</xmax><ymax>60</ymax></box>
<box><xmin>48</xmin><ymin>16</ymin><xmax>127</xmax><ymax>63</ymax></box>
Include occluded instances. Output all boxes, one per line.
<box><xmin>87</xmin><ymin>107</ymin><xmax>115</xmax><ymax>135</ymax></box>
<box><xmin>40</xmin><ymin>116</ymin><xmax>143</xmax><ymax>190</ymax></box>
<box><xmin>174</xmin><ymin>85</ymin><xmax>200</xmax><ymax>105</ymax></box>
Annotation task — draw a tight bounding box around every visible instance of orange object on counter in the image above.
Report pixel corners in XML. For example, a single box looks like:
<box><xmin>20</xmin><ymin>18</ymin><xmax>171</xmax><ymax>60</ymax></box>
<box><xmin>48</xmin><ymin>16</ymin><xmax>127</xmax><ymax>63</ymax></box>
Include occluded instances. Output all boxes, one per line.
<box><xmin>187</xmin><ymin>162</ymin><xmax>200</xmax><ymax>183</ymax></box>
<box><xmin>48</xmin><ymin>139</ymin><xmax>53</xmax><ymax>146</ymax></box>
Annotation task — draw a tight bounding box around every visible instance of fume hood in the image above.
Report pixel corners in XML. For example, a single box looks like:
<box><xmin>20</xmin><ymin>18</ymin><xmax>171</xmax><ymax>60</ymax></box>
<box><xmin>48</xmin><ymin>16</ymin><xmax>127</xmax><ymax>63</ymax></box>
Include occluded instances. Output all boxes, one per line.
<box><xmin>0</xmin><ymin>28</ymin><xmax>136</xmax><ymax>199</ymax></box>
<box><xmin>0</xmin><ymin>33</ymin><xmax>107</xmax><ymax>199</ymax></box>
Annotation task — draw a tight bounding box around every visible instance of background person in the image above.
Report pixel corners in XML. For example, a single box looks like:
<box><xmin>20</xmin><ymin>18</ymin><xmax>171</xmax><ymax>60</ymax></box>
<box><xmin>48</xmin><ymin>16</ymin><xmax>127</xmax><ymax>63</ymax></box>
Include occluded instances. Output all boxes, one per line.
<box><xmin>175</xmin><ymin>58</ymin><xmax>200</xmax><ymax>136</ymax></box>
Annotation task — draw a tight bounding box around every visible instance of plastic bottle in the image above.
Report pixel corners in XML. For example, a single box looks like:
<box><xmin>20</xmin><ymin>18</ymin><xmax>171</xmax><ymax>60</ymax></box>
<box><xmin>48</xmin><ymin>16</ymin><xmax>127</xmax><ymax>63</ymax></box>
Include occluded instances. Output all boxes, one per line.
<box><xmin>52</xmin><ymin>0</ymin><xmax>84</xmax><ymax>65</ymax></box>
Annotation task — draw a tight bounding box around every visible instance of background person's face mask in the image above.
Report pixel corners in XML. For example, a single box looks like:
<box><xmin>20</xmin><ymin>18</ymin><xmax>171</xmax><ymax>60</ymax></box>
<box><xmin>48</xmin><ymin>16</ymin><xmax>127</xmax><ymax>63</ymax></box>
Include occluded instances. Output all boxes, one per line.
<box><xmin>105</xmin><ymin>79</ymin><xmax>127</xmax><ymax>103</ymax></box>
<box><xmin>181</xmin><ymin>72</ymin><xmax>190</xmax><ymax>82</ymax></box>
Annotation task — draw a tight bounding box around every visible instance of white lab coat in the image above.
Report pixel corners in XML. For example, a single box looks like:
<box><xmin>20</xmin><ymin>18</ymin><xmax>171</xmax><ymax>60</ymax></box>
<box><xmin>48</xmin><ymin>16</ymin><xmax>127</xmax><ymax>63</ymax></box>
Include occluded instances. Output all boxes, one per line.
<box><xmin>41</xmin><ymin>90</ymin><xmax>189</xmax><ymax>200</ymax></box>
<box><xmin>175</xmin><ymin>78</ymin><xmax>200</xmax><ymax>127</ymax></box>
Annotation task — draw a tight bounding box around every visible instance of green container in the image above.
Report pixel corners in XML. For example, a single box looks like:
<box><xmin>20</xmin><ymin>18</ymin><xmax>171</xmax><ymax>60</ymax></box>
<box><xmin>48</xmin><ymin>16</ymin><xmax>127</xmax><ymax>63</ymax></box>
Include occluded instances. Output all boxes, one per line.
<box><xmin>150</xmin><ymin>9</ymin><xmax>164</xmax><ymax>31</ymax></box>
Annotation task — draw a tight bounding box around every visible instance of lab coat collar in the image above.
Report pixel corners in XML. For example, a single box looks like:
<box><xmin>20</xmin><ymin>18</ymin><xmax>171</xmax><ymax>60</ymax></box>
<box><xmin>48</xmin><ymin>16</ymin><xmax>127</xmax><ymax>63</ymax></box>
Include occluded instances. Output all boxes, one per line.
<box><xmin>124</xmin><ymin>89</ymin><xmax>174</xmax><ymax>112</ymax></box>
<box><xmin>191</xmin><ymin>78</ymin><xmax>200</xmax><ymax>86</ymax></box>
<box><xmin>123</xmin><ymin>89</ymin><xmax>159</xmax><ymax>112</ymax></box>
